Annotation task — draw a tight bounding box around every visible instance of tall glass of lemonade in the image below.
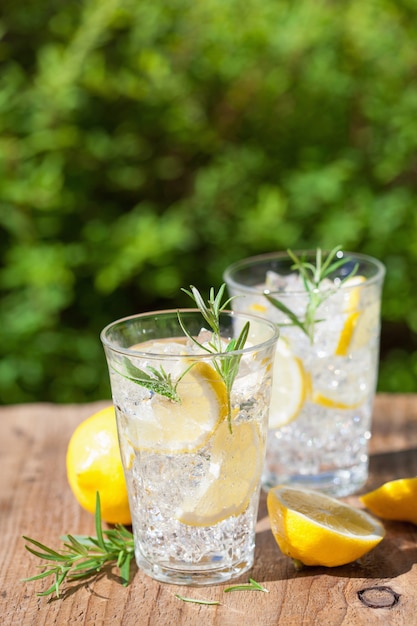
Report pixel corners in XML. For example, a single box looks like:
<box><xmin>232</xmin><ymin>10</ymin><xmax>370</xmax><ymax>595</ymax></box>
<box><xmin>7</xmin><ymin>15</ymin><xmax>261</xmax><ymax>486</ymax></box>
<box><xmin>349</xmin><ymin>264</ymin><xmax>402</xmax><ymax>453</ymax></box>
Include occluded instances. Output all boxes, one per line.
<box><xmin>224</xmin><ymin>249</ymin><xmax>385</xmax><ymax>497</ymax></box>
<box><xmin>101</xmin><ymin>294</ymin><xmax>278</xmax><ymax>585</ymax></box>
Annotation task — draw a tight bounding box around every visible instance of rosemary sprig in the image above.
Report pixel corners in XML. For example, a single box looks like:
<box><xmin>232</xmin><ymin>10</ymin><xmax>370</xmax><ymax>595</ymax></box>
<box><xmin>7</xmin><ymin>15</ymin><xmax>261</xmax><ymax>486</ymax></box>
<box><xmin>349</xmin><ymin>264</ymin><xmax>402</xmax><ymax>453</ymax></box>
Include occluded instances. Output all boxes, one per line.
<box><xmin>116</xmin><ymin>358</ymin><xmax>189</xmax><ymax>403</ymax></box>
<box><xmin>180</xmin><ymin>284</ymin><xmax>250</xmax><ymax>432</ymax></box>
<box><xmin>22</xmin><ymin>493</ymin><xmax>135</xmax><ymax>598</ymax></box>
<box><xmin>224</xmin><ymin>578</ymin><xmax>269</xmax><ymax>593</ymax></box>
<box><xmin>112</xmin><ymin>284</ymin><xmax>248</xmax><ymax>430</ymax></box>
<box><xmin>175</xmin><ymin>594</ymin><xmax>221</xmax><ymax>605</ymax></box>
<box><xmin>174</xmin><ymin>578</ymin><xmax>269</xmax><ymax>605</ymax></box>
<box><xmin>264</xmin><ymin>246</ymin><xmax>358</xmax><ymax>342</ymax></box>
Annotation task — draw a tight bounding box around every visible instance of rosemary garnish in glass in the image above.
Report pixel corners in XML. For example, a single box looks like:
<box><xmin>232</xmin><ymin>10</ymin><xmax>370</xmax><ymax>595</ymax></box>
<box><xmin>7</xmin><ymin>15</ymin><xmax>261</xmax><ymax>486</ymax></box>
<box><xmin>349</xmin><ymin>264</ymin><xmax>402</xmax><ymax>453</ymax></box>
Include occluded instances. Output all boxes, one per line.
<box><xmin>264</xmin><ymin>246</ymin><xmax>358</xmax><ymax>342</ymax></box>
<box><xmin>22</xmin><ymin>493</ymin><xmax>134</xmax><ymax>598</ymax></box>
<box><xmin>114</xmin><ymin>284</ymin><xmax>249</xmax><ymax>432</ymax></box>
<box><xmin>180</xmin><ymin>284</ymin><xmax>249</xmax><ymax>432</ymax></box>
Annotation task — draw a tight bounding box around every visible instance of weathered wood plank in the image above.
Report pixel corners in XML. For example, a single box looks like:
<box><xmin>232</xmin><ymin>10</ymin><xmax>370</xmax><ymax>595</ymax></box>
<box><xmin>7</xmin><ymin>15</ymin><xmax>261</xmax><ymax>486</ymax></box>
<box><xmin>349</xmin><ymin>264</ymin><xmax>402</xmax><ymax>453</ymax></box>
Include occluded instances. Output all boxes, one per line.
<box><xmin>1</xmin><ymin>396</ymin><xmax>416</xmax><ymax>625</ymax></box>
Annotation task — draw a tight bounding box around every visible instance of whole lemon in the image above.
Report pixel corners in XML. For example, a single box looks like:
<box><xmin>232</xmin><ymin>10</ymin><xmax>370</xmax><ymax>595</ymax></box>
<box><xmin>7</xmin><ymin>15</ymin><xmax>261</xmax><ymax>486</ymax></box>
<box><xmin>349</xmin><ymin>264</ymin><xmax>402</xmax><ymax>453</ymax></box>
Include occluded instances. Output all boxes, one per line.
<box><xmin>66</xmin><ymin>405</ymin><xmax>132</xmax><ymax>525</ymax></box>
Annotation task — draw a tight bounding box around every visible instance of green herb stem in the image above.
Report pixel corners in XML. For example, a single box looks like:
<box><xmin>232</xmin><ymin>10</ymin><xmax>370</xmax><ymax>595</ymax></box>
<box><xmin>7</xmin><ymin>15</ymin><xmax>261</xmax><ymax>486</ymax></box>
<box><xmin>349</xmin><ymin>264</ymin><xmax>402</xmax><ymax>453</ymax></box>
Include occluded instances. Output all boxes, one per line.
<box><xmin>265</xmin><ymin>246</ymin><xmax>358</xmax><ymax>342</ymax></box>
<box><xmin>22</xmin><ymin>493</ymin><xmax>135</xmax><ymax>598</ymax></box>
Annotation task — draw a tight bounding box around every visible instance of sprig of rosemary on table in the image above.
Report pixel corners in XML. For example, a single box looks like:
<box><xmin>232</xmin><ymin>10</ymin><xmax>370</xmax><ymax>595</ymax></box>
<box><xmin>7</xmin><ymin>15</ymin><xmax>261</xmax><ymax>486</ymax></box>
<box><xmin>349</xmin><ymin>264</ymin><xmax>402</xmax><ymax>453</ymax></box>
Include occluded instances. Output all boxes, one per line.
<box><xmin>264</xmin><ymin>246</ymin><xmax>358</xmax><ymax>342</ymax></box>
<box><xmin>23</xmin><ymin>493</ymin><xmax>269</xmax><ymax>601</ymax></box>
<box><xmin>180</xmin><ymin>284</ymin><xmax>249</xmax><ymax>432</ymax></box>
<box><xmin>22</xmin><ymin>493</ymin><xmax>135</xmax><ymax>598</ymax></box>
<box><xmin>224</xmin><ymin>578</ymin><xmax>269</xmax><ymax>593</ymax></box>
<box><xmin>174</xmin><ymin>578</ymin><xmax>269</xmax><ymax>605</ymax></box>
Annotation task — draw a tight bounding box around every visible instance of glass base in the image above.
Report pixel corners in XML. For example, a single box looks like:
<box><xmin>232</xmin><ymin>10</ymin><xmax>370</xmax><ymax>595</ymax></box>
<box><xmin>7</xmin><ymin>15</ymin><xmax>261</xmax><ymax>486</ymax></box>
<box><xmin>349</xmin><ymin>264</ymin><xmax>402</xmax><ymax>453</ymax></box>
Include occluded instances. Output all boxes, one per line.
<box><xmin>135</xmin><ymin>549</ymin><xmax>254</xmax><ymax>586</ymax></box>
<box><xmin>262</xmin><ymin>463</ymin><xmax>368</xmax><ymax>498</ymax></box>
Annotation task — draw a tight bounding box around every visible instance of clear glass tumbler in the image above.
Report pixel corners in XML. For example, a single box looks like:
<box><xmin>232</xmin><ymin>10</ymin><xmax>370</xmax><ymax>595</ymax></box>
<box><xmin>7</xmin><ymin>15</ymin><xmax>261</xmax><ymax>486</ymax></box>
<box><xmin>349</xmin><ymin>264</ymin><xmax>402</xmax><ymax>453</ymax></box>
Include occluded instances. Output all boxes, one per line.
<box><xmin>101</xmin><ymin>308</ymin><xmax>278</xmax><ymax>585</ymax></box>
<box><xmin>224</xmin><ymin>250</ymin><xmax>385</xmax><ymax>497</ymax></box>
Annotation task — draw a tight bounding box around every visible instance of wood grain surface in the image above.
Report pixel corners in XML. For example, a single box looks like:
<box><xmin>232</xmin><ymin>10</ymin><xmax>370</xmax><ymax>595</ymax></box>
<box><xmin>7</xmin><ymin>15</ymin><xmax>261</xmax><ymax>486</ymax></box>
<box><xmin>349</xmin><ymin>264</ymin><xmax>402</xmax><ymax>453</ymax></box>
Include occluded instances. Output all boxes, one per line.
<box><xmin>1</xmin><ymin>395</ymin><xmax>417</xmax><ymax>625</ymax></box>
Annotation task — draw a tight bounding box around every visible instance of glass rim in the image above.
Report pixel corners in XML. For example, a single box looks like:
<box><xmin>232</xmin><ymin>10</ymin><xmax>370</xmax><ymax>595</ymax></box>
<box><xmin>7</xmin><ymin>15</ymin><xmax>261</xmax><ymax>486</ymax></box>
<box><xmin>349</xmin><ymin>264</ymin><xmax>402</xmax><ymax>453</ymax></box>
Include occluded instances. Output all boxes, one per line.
<box><xmin>223</xmin><ymin>250</ymin><xmax>386</xmax><ymax>295</ymax></box>
<box><xmin>100</xmin><ymin>307</ymin><xmax>279</xmax><ymax>359</ymax></box>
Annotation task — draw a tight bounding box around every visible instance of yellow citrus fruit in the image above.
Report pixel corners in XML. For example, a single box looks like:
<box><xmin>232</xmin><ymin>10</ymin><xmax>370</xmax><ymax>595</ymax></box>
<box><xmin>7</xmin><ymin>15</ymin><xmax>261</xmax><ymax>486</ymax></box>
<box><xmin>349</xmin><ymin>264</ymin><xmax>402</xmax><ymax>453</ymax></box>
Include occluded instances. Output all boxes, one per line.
<box><xmin>176</xmin><ymin>420</ymin><xmax>262</xmax><ymax>526</ymax></box>
<box><xmin>335</xmin><ymin>276</ymin><xmax>380</xmax><ymax>356</ymax></box>
<box><xmin>335</xmin><ymin>310</ymin><xmax>361</xmax><ymax>356</ymax></box>
<box><xmin>66</xmin><ymin>406</ymin><xmax>131</xmax><ymax>525</ymax></box>
<box><xmin>249</xmin><ymin>302</ymin><xmax>268</xmax><ymax>314</ymax></box>
<box><xmin>311</xmin><ymin>391</ymin><xmax>361</xmax><ymax>411</ymax></box>
<box><xmin>268</xmin><ymin>338</ymin><xmax>310</xmax><ymax>428</ymax></box>
<box><xmin>360</xmin><ymin>477</ymin><xmax>417</xmax><ymax>525</ymax></box>
<box><xmin>335</xmin><ymin>275</ymin><xmax>365</xmax><ymax>356</ymax></box>
<box><xmin>126</xmin><ymin>360</ymin><xmax>228</xmax><ymax>454</ymax></box>
<box><xmin>267</xmin><ymin>485</ymin><xmax>385</xmax><ymax>567</ymax></box>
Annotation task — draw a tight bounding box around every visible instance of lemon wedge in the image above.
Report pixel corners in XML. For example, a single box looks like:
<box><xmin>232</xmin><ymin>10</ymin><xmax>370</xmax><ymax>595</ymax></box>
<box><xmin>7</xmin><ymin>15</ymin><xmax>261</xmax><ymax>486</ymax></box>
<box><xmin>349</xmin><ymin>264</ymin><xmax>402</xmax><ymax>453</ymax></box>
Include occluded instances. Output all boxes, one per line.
<box><xmin>177</xmin><ymin>420</ymin><xmax>262</xmax><ymax>526</ymax></box>
<box><xmin>126</xmin><ymin>361</ymin><xmax>228</xmax><ymax>454</ymax></box>
<box><xmin>267</xmin><ymin>485</ymin><xmax>385</xmax><ymax>567</ymax></box>
<box><xmin>360</xmin><ymin>477</ymin><xmax>417</xmax><ymax>525</ymax></box>
<box><xmin>268</xmin><ymin>338</ymin><xmax>309</xmax><ymax>428</ymax></box>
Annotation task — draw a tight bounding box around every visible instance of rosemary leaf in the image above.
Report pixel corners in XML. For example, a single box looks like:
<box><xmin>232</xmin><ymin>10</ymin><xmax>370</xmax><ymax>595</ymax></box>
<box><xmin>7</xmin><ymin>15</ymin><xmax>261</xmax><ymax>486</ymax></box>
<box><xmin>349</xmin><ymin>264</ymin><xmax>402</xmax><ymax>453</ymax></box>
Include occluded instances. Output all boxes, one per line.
<box><xmin>22</xmin><ymin>493</ymin><xmax>135</xmax><ymax>598</ymax></box>
<box><xmin>175</xmin><ymin>594</ymin><xmax>220</xmax><ymax>605</ymax></box>
<box><xmin>224</xmin><ymin>578</ymin><xmax>269</xmax><ymax>593</ymax></box>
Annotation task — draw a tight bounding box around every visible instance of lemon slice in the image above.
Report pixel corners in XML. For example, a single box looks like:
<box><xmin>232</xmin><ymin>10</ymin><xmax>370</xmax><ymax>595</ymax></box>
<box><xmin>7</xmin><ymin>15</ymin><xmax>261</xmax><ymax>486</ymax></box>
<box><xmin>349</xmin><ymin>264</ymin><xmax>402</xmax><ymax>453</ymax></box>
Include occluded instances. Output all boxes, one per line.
<box><xmin>360</xmin><ymin>477</ymin><xmax>417</xmax><ymax>525</ymax></box>
<box><xmin>344</xmin><ymin>275</ymin><xmax>366</xmax><ymax>309</ymax></box>
<box><xmin>127</xmin><ymin>361</ymin><xmax>228</xmax><ymax>454</ymax></box>
<box><xmin>336</xmin><ymin>276</ymin><xmax>380</xmax><ymax>356</ymax></box>
<box><xmin>177</xmin><ymin>420</ymin><xmax>262</xmax><ymax>526</ymax></box>
<box><xmin>335</xmin><ymin>275</ymin><xmax>365</xmax><ymax>356</ymax></box>
<box><xmin>249</xmin><ymin>302</ymin><xmax>268</xmax><ymax>314</ymax></box>
<box><xmin>311</xmin><ymin>391</ymin><xmax>360</xmax><ymax>411</ymax></box>
<box><xmin>268</xmin><ymin>338</ymin><xmax>309</xmax><ymax>428</ymax></box>
<box><xmin>267</xmin><ymin>485</ymin><xmax>385</xmax><ymax>567</ymax></box>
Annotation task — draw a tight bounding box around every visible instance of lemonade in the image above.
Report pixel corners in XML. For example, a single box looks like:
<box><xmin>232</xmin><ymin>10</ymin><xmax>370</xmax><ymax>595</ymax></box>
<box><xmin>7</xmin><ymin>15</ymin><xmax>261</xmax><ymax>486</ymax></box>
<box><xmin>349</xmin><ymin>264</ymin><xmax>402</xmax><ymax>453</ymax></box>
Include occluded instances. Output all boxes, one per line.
<box><xmin>101</xmin><ymin>305</ymin><xmax>278</xmax><ymax>585</ymax></box>
<box><xmin>224</xmin><ymin>250</ymin><xmax>385</xmax><ymax>497</ymax></box>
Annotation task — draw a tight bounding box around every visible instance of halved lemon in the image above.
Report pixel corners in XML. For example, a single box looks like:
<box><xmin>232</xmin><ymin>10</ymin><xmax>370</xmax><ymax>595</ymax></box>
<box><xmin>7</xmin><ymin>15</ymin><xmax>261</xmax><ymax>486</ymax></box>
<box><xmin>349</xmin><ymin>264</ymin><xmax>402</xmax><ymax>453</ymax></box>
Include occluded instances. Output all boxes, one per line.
<box><xmin>177</xmin><ymin>420</ymin><xmax>262</xmax><ymax>526</ymax></box>
<box><xmin>268</xmin><ymin>338</ymin><xmax>310</xmax><ymax>428</ymax></box>
<box><xmin>126</xmin><ymin>361</ymin><xmax>228</xmax><ymax>454</ymax></box>
<box><xmin>360</xmin><ymin>477</ymin><xmax>417</xmax><ymax>525</ymax></box>
<box><xmin>267</xmin><ymin>485</ymin><xmax>385</xmax><ymax>567</ymax></box>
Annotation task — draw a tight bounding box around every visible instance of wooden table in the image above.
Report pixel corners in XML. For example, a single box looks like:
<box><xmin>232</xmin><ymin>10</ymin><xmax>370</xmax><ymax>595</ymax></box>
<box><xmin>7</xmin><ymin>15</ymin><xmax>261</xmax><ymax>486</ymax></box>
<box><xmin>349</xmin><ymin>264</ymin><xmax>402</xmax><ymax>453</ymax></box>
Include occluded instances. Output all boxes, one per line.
<box><xmin>1</xmin><ymin>395</ymin><xmax>417</xmax><ymax>625</ymax></box>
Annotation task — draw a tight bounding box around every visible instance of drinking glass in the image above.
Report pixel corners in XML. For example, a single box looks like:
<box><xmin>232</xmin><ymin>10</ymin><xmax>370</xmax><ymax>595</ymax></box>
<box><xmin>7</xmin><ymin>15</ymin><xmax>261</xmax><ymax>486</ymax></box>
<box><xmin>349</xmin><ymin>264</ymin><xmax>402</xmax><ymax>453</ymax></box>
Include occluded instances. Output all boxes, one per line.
<box><xmin>224</xmin><ymin>251</ymin><xmax>385</xmax><ymax>497</ymax></box>
<box><xmin>101</xmin><ymin>309</ymin><xmax>278</xmax><ymax>585</ymax></box>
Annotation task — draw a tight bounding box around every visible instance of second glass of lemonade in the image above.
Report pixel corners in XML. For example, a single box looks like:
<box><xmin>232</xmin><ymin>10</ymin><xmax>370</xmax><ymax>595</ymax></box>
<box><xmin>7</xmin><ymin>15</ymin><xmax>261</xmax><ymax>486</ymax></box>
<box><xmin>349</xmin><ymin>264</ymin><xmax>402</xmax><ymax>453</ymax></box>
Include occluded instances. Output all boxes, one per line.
<box><xmin>101</xmin><ymin>307</ymin><xmax>278</xmax><ymax>585</ymax></box>
<box><xmin>224</xmin><ymin>250</ymin><xmax>385</xmax><ymax>497</ymax></box>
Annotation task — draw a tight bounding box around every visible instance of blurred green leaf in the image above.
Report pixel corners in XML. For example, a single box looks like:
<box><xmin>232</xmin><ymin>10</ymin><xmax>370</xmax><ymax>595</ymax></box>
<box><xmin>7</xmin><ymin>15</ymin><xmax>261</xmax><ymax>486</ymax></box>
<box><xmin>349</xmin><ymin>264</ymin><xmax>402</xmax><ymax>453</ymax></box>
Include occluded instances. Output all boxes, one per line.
<box><xmin>1</xmin><ymin>0</ymin><xmax>417</xmax><ymax>402</ymax></box>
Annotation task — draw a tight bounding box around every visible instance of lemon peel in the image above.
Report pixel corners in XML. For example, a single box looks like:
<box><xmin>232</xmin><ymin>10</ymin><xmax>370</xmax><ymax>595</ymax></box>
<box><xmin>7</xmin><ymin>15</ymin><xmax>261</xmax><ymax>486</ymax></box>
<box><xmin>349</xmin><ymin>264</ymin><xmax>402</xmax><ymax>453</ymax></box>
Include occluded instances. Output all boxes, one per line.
<box><xmin>267</xmin><ymin>485</ymin><xmax>385</xmax><ymax>568</ymax></box>
<box><xmin>360</xmin><ymin>477</ymin><xmax>417</xmax><ymax>525</ymax></box>
<box><xmin>177</xmin><ymin>420</ymin><xmax>262</xmax><ymax>526</ymax></box>
<box><xmin>66</xmin><ymin>406</ymin><xmax>131</xmax><ymax>525</ymax></box>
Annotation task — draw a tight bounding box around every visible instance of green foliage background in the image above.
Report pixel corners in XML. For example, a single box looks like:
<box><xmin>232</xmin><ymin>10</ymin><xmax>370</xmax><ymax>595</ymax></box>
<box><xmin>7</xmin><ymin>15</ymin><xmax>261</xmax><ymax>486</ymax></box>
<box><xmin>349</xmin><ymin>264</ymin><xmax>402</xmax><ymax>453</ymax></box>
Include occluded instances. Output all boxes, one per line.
<box><xmin>1</xmin><ymin>0</ymin><xmax>417</xmax><ymax>404</ymax></box>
